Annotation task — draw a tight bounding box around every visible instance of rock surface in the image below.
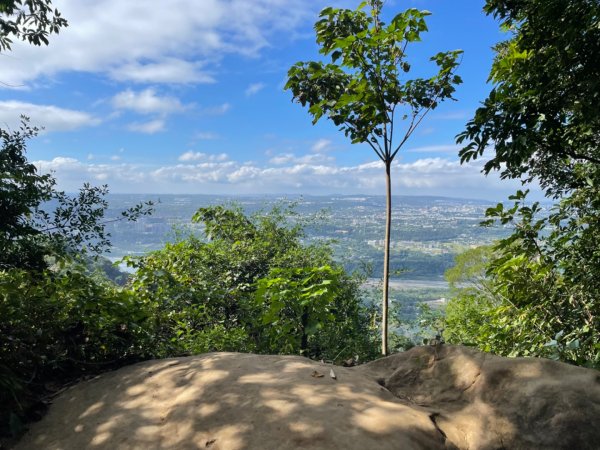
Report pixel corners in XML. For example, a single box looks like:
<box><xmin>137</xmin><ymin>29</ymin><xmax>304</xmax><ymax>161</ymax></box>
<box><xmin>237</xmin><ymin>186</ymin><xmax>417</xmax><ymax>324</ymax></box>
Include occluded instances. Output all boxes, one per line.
<box><xmin>15</xmin><ymin>346</ymin><xmax>600</xmax><ymax>450</ymax></box>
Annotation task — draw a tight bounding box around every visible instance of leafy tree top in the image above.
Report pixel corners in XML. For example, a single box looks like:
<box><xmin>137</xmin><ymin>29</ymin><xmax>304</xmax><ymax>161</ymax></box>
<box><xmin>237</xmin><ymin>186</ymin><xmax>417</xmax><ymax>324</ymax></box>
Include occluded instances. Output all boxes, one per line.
<box><xmin>285</xmin><ymin>0</ymin><xmax>462</xmax><ymax>162</ymax></box>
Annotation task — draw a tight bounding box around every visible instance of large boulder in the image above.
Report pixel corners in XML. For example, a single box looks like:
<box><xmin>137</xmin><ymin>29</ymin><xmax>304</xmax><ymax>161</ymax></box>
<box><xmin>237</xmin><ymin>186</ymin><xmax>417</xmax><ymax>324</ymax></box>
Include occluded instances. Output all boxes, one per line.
<box><xmin>356</xmin><ymin>345</ymin><xmax>600</xmax><ymax>449</ymax></box>
<box><xmin>14</xmin><ymin>346</ymin><xmax>600</xmax><ymax>449</ymax></box>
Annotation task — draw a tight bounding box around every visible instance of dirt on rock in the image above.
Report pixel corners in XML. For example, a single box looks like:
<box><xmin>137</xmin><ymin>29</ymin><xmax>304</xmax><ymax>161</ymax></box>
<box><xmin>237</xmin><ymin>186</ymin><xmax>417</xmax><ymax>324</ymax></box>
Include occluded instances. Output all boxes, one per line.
<box><xmin>14</xmin><ymin>346</ymin><xmax>600</xmax><ymax>450</ymax></box>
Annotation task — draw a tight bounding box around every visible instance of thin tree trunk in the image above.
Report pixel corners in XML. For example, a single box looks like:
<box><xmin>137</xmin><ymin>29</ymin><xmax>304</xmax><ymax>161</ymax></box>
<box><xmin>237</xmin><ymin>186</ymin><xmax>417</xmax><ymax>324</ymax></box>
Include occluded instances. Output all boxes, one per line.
<box><xmin>382</xmin><ymin>159</ymin><xmax>392</xmax><ymax>356</ymax></box>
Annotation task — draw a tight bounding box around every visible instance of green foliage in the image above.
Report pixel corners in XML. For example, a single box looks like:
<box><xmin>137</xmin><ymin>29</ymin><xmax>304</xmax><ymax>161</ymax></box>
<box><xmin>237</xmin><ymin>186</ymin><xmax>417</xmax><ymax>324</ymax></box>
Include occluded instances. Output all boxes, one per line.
<box><xmin>0</xmin><ymin>265</ymin><xmax>154</xmax><ymax>434</ymax></box>
<box><xmin>486</xmin><ymin>193</ymin><xmax>599</xmax><ymax>366</ymax></box>
<box><xmin>452</xmin><ymin>0</ymin><xmax>600</xmax><ymax>368</ymax></box>
<box><xmin>0</xmin><ymin>118</ymin><xmax>152</xmax><ymax>433</ymax></box>
<box><xmin>0</xmin><ymin>119</ymin><xmax>153</xmax><ymax>271</ymax></box>
<box><xmin>445</xmin><ymin>223</ymin><xmax>599</xmax><ymax>367</ymax></box>
<box><xmin>176</xmin><ymin>325</ymin><xmax>255</xmax><ymax>356</ymax></box>
<box><xmin>457</xmin><ymin>0</ymin><xmax>600</xmax><ymax>196</ymax></box>
<box><xmin>85</xmin><ymin>256</ymin><xmax>129</xmax><ymax>286</ymax></box>
<box><xmin>286</xmin><ymin>2</ymin><xmax>462</xmax><ymax>158</ymax></box>
<box><xmin>443</xmin><ymin>246</ymin><xmax>499</xmax><ymax>346</ymax></box>
<box><xmin>255</xmin><ymin>264</ymin><xmax>377</xmax><ymax>360</ymax></box>
<box><xmin>414</xmin><ymin>303</ymin><xmax>445</xmax><ymax>343</ymax></box>
<box><xmin>389</xmin><ymin>333</ymin><xmax>415</xmax><ymax>353</ymax></box>
<box><xmin>1</xmin><ymin>121</ymin><xmax>53</xmax><ymax>270</ymax></box>
<box><xmin>126</xmin><ymin>236</ymin><xmax>254</xmax><ymax>357</ymax></box>
<box><xmin>256</xmin><ymin>266</ymin><xmax>341</xmax><ymax>354</ymax></box>
<box><xmin>127</xmin><ymin>205</ymin><xmax>379</xmax><ymax>362</ymax></box>
<box><xmin>0</xmin><ymin>0</ymin><xmax>67</xmax><ymax>52</ymax></box>
<box><xmin>387</xmin><ymin>290</ymin><xmax>446</xmax><ymax>348</ymax></box>
<box><xmin>443</xmin><ymin>246</ymin><xmax>505</xmax><ymax>349</ymax></box>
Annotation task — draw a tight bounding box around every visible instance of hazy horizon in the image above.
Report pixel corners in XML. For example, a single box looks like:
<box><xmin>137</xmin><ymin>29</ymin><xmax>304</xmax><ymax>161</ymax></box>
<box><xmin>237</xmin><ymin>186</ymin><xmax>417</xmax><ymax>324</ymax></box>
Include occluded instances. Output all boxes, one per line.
<box><xmin>99</xmin><ymin>191</ymin><xmax>544</xmax><ymax>204</ymax></box>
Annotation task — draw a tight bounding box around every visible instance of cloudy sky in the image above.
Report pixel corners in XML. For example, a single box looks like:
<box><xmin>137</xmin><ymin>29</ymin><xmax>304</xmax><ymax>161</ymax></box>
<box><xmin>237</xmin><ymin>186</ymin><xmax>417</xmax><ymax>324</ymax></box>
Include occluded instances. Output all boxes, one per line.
<box><xmin>1</xmin><ymin>0</ymin><xmax>532</xmax><ymax>200</ymax></box>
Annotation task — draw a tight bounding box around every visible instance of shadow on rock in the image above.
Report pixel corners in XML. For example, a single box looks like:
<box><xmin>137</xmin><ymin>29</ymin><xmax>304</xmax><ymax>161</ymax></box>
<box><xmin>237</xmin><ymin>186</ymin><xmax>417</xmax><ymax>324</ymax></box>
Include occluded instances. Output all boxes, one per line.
<box><xmin>14</xmin><ymin>346</ymin><xmax>600</xmax><ymax>450</ymax></box>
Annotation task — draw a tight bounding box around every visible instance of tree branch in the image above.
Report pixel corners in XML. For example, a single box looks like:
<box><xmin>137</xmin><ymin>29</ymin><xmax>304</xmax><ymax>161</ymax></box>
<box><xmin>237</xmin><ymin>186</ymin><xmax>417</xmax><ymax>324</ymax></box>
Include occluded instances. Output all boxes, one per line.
<box><xmin>366</xmin><ymin>139</ymin><xmax>386</xmax><ymax>161</ymax></box>
<box><xmin>564</xmin><ymin>150</ymin><xmax>600</xmax><ymax>165</ymax></box>
<box><xmin>40</xmin><ymin>215</ymin><xmax>135</xmax><ymax>233</ymax></box>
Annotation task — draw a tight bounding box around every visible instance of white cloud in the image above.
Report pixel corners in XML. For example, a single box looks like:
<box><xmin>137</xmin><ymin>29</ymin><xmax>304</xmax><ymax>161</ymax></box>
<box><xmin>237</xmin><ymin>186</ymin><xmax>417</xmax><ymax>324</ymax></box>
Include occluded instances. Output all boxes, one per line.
<box><xmin>405</xmin><ymin>144</ymin><xmax>460</xmax><ymax>153</ymax></box>
<box><xmin>110</xmin><ymin>155</ymin><xmax>121</xmax><ymax>161</ymax></box>
<box><xmin>245</xmin><ymin>82</ymin><xmax>266</xmax><ymax>96</ymax></box>
<box><xmin>37</xmin><ymin>156</ymin><xmax>80</xmax><ymax>169</ymax></box>
<box><xmin>311</xmin><ymin>138</ymin><xmax>333</xmax><ymax>153</ymax></box>
<box><xmin>0</xmin><ymin>101</ymin><xmax>100</xmax><ymax>132</ymax></box>
<box><xmin>269</xmin><ymin>152</ymin><xmax>333</xmax><ymax>165</ymax></box>
<box><xmin>268</xmin><ymin>153</ymin><xmax>295</xmax><ymax>165</ymax></box>
<box><xmin>109</xmin><ymin>59</ymin><xmax>215</xmax><ymax>84</ymax></box>
<box><xmin>151</xmin><ymin>162</ymin><xmax>237</xmax><ymax>183</ymax></box>
<box><xmin>127</xmin><ymin>119</ymin><xmax>166</xmax><ymax>134</ymax></box>
<box><xmin>34</xmin><ymin>152</ymin><xmax>531</xmax><ymax>200</ymax></box>
<box><xmin>111</xmin><ymin>88</ymin><xmax>186</xmax><ymax>115</ymax></box>
<box><xmin>178</xmin><ymin>151</ymin><xmax>229</xmax><ymax>162</ymax></box>
<box><xmin>1</xmin><ymin>0</ymin><xmax>318</xmax><ymax>87</ymax></box>
<box><xmin>35</xmin><ymin>157</ymin><xmax>147</xmax><ymax>185</ymax></box>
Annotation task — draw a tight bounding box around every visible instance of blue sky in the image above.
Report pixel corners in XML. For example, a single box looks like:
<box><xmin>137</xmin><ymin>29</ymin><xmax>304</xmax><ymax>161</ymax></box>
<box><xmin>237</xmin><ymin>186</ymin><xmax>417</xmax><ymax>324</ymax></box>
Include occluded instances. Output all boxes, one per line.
<box><xmin>0</xmin><ymin>0</ymin><xmax>531</xmax><ymax>200</ymax></box>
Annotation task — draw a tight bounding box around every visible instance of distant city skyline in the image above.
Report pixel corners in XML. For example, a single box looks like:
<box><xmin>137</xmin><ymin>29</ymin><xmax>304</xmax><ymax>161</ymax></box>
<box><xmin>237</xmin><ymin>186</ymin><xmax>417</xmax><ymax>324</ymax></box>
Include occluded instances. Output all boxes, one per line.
<box><xmin>1</xmin><ymin>0</ymin><xmax>539</xmax><ymax>200</ymax></box>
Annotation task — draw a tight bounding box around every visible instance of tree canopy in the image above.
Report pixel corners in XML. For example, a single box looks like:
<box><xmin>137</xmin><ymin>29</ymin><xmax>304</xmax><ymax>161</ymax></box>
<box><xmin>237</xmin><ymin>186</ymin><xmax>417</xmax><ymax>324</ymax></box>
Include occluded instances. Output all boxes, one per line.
<box><xmin>457</xmin><ymin>0</ymin><xmax>600</xmax><ymax>196</ymax></box>
<box><xmin>286</xmin><ymin>1</ymin><xmax>462</xmax><ymax>159</ymax></box>
<box><xmin>127</xmin><ymin>205</ymin><xmax>379</xmax><ymax>360</ymax></box>
<box><xmin>0</xmin><ymin>0</ymin><xmax>67</xmax><ymax>52</ymax></box>
<box><xmin>447</xmin><ymin>0</ymin><xmax>600</xmax><ymax>368</ymax></box>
